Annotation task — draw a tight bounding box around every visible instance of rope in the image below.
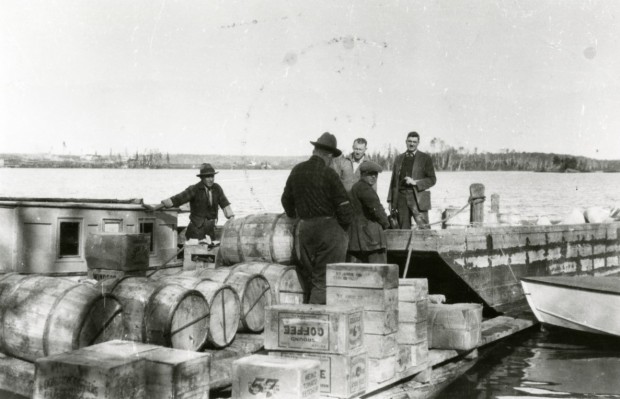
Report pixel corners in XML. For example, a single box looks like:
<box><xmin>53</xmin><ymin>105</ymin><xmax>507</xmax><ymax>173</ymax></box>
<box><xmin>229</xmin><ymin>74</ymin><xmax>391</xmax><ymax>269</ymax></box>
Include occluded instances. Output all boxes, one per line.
<box><xmin>420</xmin><ymin>196</ymin><xmax>474</xmax><ymax>229</ymax></box>
<box><xmin>146</xmin><ymin>246</ymin><xmax>185</xmax><ymax>278</ymax></box>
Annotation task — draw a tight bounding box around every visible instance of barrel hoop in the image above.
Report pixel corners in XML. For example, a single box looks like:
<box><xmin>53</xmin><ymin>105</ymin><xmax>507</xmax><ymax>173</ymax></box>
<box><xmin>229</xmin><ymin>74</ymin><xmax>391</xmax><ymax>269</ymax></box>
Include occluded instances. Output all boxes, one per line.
<box><xmin>103</xmin><ymin>275</ymin><xmax>136</xmax><ymax>295</ymax></box>
<box><xmin>235</xmin><ymin>217</ymin><xmax>249</xmax><ymax>264</ymax></box>
<box><xmin>242</xmin><ymin>286</ymin><xmax>270</xmax><ymax>320</ymax></box>
<box><xmin>85</xmin><ymin>293</ymin><xmax>124</xmax><ymax>346</ymax></box>
<box><xmin>43</xmin><ymin>283</ymin><xmax>83</xmax><ymax>356</ymax></box>
<box><xmin>268</xmin><ymin>214</ymin><xmax>283</xmax><ymax>263</ymax></box>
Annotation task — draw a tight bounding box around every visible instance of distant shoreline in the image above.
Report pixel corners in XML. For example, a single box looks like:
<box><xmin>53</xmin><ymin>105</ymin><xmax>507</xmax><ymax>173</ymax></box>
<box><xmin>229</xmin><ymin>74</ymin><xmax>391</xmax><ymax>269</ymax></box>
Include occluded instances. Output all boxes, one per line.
<box><xmin>1</xmin><ymin>150</ymin><xmax>619</xmax><ymax>173</ymax></box>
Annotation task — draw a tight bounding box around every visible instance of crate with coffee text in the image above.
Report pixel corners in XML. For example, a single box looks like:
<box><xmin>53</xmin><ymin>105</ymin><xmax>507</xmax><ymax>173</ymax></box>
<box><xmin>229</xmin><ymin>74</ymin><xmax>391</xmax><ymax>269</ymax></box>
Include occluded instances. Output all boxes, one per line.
<box><xmin>232</xmin><ymin>354</ymin><xmax>320</xmax><ymax>399</ymax></box>
<box><xmin>270</xmin><ymin>351</ymin><xmax>367</xmax><ymax>398</ymax></box>
<box><xmin>264</xmin><ymin>304</ymin><xmax>364</xmax><ymax>354</ymax></box>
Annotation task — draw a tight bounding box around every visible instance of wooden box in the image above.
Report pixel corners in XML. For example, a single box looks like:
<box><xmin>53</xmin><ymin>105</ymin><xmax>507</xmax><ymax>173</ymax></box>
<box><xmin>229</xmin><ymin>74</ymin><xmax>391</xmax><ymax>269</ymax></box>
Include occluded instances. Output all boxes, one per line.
<box><xmin>397</xmin><ymin>342</ymin><xmax>429</xmax><ymax>373</ymax></box>
<box><xmin>326</xmin><ymin>288</ymin><xmax>398</xmax><ymax>312</ymax></box>
<box><xmin>364</xmin><ymin>309</ymin><xmax>398</xmax><ymax>335</ymax></box>
<box><xmin>85</xmin><ymin>233</ymin><xmax>150</xmax><ymax>271</ymax></box>
<box><xmin>397</xmin><ymin>321</ymin><xmax>428</xmax><ymax>345</ymax></box>
<box><xmin>142</xmin><ymin>348</ymin><xmax>211</xmax><ymax>399</ymax></box>
<box><xmin>367</xmin><ymin>354</ymin><xmax>397</xmax><ymax>384</ymax></box>
<box><xmin>34</xmin><ymin>349</ymin><xmax>146</xmax><ymax>399</ymax></box>
<box><xmin>427</xmin><ymin>303</ymin><xmax>483</xmax><ymax>351</ymax></box>
<box><xmin>364</xmin><ymin>333</ymin><xmax>397</xmax><ymax>358</ymax></box>
<box><xmin>398</xmin><ymin>279</ymin><xmax>428</xmax><ymax>302</ymax></box>
<box><xmin>326</xmin><ymin>263</ymin><xmax>399</xmax><ymax>289</ymax></box>
<box><xmin>398</xmin><ymin>299</ymin><xmax>428</xmax><ymax>323</ymax></box>
<box><xmin>265</xmin><ymin>305</ymin><xmax>364</xmax><ymax>354</ymax></box>
<box><xmin>81</xmin><ymin>340</ymin><xmax>159</xmax><ymax>357</ymax></box>
<box><xmin>184</xmin><ymin>244</ymin><xmax>217</xmax><ymax>270</ymax></box>
<box><xmin>232</xmin><ymin>354</ymin><xmax>320</xmax><ymax>399</ymax></box>
<box><xmin>270</xmin><ymin>351</ymin><xmax>367</xmax><ymax>398</ymax></box>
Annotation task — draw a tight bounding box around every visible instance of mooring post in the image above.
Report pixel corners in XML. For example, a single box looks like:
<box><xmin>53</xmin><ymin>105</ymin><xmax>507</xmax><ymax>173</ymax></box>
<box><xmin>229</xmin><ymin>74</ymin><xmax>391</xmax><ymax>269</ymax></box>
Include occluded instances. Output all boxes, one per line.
<box><xmin>469</xmin><ymin>183</ymin><xmax>485</xmax><ymax>227</ymax></box>
<box><xmin>491</xmin><ymin>193</ymin><xmax>500</xmax><ymax>214</ymax></box>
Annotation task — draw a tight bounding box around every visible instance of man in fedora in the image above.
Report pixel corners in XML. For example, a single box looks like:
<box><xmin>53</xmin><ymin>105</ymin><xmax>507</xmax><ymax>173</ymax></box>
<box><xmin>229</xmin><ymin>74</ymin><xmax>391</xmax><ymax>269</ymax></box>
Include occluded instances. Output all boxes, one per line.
<box><xmin>348</xmin><ymin>161</ymin><xmax>390</xmax><ymax>263</ymax></box>
<box><xmin>152</xmin><ymin>163</ymin><xmax>235</xmax><ymax>241</ymax></box>
<box><xmin>281</xmin><ymin>132</ymin><xmax>353</xmax><ymax>304</ymax></box>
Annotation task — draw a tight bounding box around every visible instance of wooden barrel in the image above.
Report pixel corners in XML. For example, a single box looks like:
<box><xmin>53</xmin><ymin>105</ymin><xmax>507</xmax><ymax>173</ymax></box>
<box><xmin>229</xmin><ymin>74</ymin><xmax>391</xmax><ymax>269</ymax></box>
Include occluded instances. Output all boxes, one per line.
<box><xmin>218</xmin><ymin>213</ymin><xmax>298</xmax><ymax>265</ymax></box>
<box><xmin>98</xmin><ymin>276</ymin><xmax>210</xmax><ymax>351</ymax></box>
<box><xmin>231</xmin><ymin>262</ymin><xmax>304</xmax><ymax>305</ymax></box>
<box><xmin>197</xmin><ymin>268</ymin><xmax>272</xmax><ymax>333</ymax></box>
<box><xmin>159</xmin><ymin>275</ymin><xmax>240</xmax><ymax>348</ymax></box>
<box><xmin>0</xmin><ymin>274</ymin><xmax>124</xmax><ymax>362</ymax></box>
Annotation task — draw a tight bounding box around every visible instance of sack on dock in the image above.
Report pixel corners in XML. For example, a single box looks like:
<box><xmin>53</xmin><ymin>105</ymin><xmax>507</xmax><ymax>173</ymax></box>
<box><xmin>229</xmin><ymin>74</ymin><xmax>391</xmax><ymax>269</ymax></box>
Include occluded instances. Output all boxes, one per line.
<box><xmin>427</xmin><ymin>303</ymin><xmax>482</xmax><ymax>351</ymax></box>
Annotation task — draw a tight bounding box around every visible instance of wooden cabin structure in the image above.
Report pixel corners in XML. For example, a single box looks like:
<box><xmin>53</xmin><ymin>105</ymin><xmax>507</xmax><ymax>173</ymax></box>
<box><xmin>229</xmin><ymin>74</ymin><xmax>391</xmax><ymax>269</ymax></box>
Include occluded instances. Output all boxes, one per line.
<box><xmin>0</xmin><ymin>197</ymin><xmax>180</xmax><ymax>274</ymax></box>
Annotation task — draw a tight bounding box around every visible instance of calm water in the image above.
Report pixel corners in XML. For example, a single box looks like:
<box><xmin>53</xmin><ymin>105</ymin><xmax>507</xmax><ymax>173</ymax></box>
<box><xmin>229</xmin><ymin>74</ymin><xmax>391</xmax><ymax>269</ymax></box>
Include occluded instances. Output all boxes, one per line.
<box><xmin>1</xmin><ymin>167</ymin><xmax>620</xmax><ymax>398</ymax></box>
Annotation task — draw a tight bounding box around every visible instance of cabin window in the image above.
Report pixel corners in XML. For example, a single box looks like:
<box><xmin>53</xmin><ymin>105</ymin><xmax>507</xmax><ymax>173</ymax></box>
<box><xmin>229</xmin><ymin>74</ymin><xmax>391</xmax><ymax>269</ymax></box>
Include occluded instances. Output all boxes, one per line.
<box><xmin>103</xmin><ymin>219</ymin><xmax>123</xmax><ymax>233</ymax></box>
<box><xmin>59</xmin><ymin>221</ymin><xmax>81</xmax><ymax>257</ymax></box>
<box><xmin>140</xmin><ymin>221</ymin><xmax>155</xmax><ymax>252</ymax></box>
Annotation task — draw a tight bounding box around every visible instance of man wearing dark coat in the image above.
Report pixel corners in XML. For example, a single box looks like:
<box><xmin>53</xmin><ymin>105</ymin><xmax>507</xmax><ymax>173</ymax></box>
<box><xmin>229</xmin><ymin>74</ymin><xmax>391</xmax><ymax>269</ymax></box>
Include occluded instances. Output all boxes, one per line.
<box><xmin>281</xmin><ymin>132</ymin><xmax>353</xmax><ymax>304</ymax></box>
<box><xmin>387</xmin><ymin>131</ymin><xmax>437</xmax><ymax>229</ymax></box>
<box><xmin>348</xmin><ymin>161</ymin><xmax>390</xmax><ymax>263</ymax></box>
<box><xmin>152</xmin><ymin>163</ymin><xmax>235</xmax><ymax>241</ymax></box>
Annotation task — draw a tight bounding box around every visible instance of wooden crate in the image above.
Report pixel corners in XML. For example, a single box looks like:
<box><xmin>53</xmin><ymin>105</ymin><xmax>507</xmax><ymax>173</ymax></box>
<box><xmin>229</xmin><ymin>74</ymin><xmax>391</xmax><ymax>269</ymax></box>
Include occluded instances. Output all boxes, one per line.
<box><xmin>427</xmin><ymin>303</ymin><xmax>483</xmax><ymax>351</ymax></box>
<box><xmin>398</xmin><ymin>299</ymin><xmax>428</xmax><ymax>323</ymax></box>
<box><xmin>85</xmin><ymin>233</ymin><xmax>150</xmax><ymax>271</ymax></box>
<box><xmin>183</xmin><ymin>244</ymin><xmax>217</xmax><ymax>270</ymax></box>
<box><xmin>81</xmin><ymin>340</ymin><xmax>159</xmax><ymax>357</ymax></box>
<box><xmin>232</xmin><ymin>354</ymin><xmax>320</xmax><ymax>399</ymax></box>
<box><xmin>142</xmin><ymin>348</ymin><xmax>211</xmax><ymax>399</ymax></box>
<box><xmin>364</xmin><ymin>309</ymin><xmax>398</xmax><ymax>335</ymax></box>
<box><xmin>326</xmin><ymin>263</ymin><xmax>399</xmax><ymax>289</ymax></box>
<box><xmin>397</xmin><ymin>342</ymin><xmax>429</xmax><ymax>374</ymax></box>
<box><xmin>265</xmin><ymin>305</ymin><xmax>364</xmax><ymax>354</ymax></box>
<box><xmin>33</xmin><ymin>349</ymin><xmax>146</xmax><ymax>399</ymax></box>
<box><xmin>364</xmin><ymin>333</ymin><xmax>397</xmax><ymax>358</ymax></box>
<box><xmin>397</xmin><ymin>321</ymin><xmax>428</xmax><ymax>345</ymax></box>
<box><xmin>398</xmin><ymin>278</ymin><xmax>429</xmax><ymax>302</ymax></box>
<box><xmin>367</xmin><ymin>354</ymin><xmax>397</xmax><ymax>384</ymax></box>
<box><xmin>326</xmin><ymin>287</ymin><xmax>398</xmax><ymax>312</ymax></box>
<box><xmin>270</xmin><ymin>351</ymin><xmax>367</xmax><ymax>399</ymax></box>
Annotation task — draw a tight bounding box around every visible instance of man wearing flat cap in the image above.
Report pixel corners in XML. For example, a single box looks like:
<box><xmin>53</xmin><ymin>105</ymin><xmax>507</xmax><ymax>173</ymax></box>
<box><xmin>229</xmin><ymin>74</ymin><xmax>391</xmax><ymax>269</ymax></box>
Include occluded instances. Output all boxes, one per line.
<box><xmin>281</xmin><ymin>132</ymin><xmax>353</xmax><ymax>304</ymax></box>
<box><xmin>348</xmin><ymin>161</ymin><xmax>390</xmax><ymax>263</ymax></box>
<box><xmin>152</xmin><ymin>163</ymin><xmax>235</xmax><ymax>241</ymax></box>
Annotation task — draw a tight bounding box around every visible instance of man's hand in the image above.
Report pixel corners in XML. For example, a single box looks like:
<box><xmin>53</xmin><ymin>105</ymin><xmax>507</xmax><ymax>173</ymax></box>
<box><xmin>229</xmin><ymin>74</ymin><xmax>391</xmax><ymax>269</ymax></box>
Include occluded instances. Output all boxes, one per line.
<box><xmin>404</xmin><ymin>176</ymin><xmax>417</xmax><ymax>186</ymax></box>
<box><xmin>145</xmin><ymin>203</ymin><xmax>165</xmax><ymax>212</ymax></box>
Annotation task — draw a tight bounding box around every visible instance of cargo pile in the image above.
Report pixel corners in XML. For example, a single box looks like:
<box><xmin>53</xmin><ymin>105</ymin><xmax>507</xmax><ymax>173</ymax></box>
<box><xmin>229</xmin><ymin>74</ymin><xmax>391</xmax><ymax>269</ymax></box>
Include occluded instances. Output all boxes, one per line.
<box><xmin>397</xmin><ymin>279</ymin><xmax>430</xmax><ymax>376</ymax></box>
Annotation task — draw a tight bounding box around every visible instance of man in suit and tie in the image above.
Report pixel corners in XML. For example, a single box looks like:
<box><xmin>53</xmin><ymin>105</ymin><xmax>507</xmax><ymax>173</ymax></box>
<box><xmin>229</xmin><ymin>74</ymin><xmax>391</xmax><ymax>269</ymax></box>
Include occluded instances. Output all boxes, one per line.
<box><xmin>387</xmin><ymin>131</ymin><xmax>437</xmax><ymax>229</ymax></box>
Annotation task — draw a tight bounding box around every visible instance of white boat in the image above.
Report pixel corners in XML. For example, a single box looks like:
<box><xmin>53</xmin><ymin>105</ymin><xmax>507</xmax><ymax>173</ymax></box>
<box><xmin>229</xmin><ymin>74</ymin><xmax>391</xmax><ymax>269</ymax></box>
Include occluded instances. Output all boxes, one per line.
<box><xmin>521</xmin><ymin>276</ymin><xmax>620</xmax><ymax>337</ymax></box>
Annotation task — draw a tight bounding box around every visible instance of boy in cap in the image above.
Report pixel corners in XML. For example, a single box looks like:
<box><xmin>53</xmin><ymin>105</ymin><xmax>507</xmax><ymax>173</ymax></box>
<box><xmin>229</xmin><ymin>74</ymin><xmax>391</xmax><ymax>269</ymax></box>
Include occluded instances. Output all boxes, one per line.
<box><xmin>348</xmin><ymin>161</ymin><xmax>390</xmax><ymax>263</ymax></box>
<box><xmin>281</xmin><ymin>132</ymin><xmax>353</xmax><ymax>304</ymax></box>
<box><xmin>152</xmin><ymin>163</ymin><xmax>235</xmax><ymax>241</ymax></box>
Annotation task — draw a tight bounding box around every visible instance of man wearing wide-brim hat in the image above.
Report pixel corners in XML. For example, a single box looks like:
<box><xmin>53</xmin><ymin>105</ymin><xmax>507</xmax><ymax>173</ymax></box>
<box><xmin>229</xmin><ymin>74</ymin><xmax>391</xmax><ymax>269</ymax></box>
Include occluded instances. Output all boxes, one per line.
<box><xmin>348</xmin><ymin>161</ymin><xmax>390</xmax><ymax>263</ymax></box>
<box><xmin>281</xmin><ymin>132</ymin><xmax>353</xmax><ymax>304</ymax></box>
<box><xmin>152</xmin><ymin>163</ymin><xmax>235</xmax><ymax>241</ymax></box>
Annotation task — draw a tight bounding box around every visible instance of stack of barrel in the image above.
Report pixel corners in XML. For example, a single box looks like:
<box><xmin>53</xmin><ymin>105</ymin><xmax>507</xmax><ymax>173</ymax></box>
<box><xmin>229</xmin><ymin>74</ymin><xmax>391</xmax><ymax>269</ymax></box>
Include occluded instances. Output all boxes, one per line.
<box><xmin>0</xmin><ymin>273</ymin><xmax>125</xmax><ymax>362</ymax></box>
<box><xmin>326</xmin><ymin>263</ymin><xmax>399</xmax><ymax>385</ymax></box>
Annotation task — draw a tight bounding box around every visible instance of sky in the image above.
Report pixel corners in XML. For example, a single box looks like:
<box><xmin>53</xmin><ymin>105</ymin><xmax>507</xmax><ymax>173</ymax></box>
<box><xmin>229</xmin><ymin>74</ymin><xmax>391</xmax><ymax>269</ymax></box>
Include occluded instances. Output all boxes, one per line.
<box><xmin>1</xmin><ymin>0</ymin><xmax>620</xmax><ymax>159</ymax></box>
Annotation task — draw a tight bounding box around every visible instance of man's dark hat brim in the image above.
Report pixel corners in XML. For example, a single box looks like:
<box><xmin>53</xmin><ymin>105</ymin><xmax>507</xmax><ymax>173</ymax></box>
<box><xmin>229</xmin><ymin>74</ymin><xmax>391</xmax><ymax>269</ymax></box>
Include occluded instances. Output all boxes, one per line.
<box><xmin>310</xmin><ymin>141</ymin><xmax>342</xmax><ymax>157</ymax></box>
<box><xmin>197</xmin><ymin>172</ymin><xmax>218</xmax><ymax>176</ymax></box>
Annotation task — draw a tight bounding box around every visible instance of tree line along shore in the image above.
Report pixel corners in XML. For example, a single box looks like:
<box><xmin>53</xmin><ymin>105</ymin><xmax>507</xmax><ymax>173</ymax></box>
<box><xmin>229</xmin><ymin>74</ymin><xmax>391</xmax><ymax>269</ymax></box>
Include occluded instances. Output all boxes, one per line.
<box><xmin>2</xmin><ymin>143</ymin><xmax>619</xmax><ymax>173</ymax></box>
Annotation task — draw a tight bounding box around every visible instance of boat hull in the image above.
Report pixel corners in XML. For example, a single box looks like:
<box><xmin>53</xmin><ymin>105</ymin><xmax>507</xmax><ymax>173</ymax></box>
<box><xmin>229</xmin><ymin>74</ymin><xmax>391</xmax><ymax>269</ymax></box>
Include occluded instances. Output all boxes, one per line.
<box><xmin>521</xmin><ymin>277</ymin><xmax>620</xmax><ymax>336</ymax></box>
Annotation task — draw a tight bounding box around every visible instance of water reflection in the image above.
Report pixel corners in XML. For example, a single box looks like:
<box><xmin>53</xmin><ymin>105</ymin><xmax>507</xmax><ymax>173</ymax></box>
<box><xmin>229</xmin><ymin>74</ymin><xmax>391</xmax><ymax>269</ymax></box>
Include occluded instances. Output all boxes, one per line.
<box><xmin>439</xmin><ymin>328</ymin><xmax>620</xmax><ymax>398</ymax></box>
